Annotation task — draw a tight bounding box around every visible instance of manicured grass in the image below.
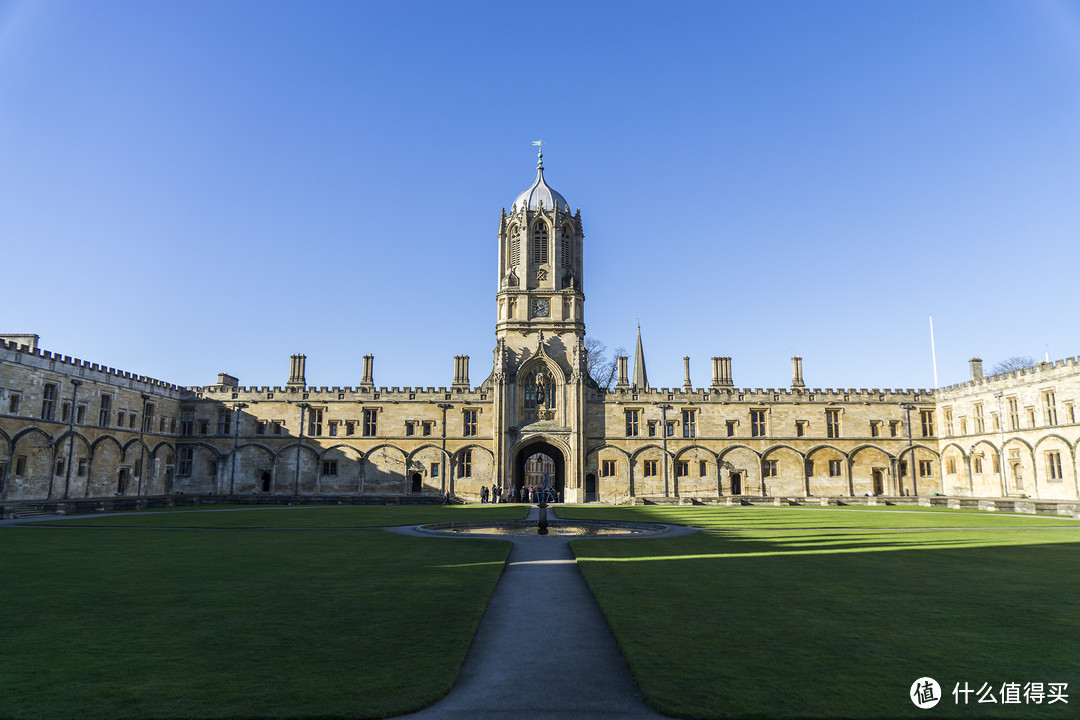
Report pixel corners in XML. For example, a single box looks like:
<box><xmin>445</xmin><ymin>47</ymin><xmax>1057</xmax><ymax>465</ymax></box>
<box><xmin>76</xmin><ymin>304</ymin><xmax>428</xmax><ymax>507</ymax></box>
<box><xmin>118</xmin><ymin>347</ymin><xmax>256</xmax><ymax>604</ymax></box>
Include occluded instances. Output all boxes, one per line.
<box><xmin>1</xmin><ymin>507</ymin><xmax>522</xmax><ymax>719</ymax></box>
<box><xmin>33</xmin><ymin>503</ymin><xmax>529</xmax><ymax>528</ymax></box>
<box><xmin>561</xmin><ymin>506</ymin><xmax>1080</xmax><ymax>719</ymax></box>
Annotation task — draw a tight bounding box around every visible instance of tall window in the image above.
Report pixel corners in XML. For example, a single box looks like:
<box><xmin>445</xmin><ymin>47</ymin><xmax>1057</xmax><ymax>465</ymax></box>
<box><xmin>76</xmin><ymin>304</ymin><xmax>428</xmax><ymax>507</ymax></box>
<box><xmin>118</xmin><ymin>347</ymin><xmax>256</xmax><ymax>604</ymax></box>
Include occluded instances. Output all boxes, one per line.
<box><xmin>524</xmin><ymin>369</ymin><xmax>555</xmax><ymax>410</ymax></box>
<box><xmin>308</xmin><ymin>408</ymin><xmax>323</xmax><ymax>436</ymax></box>
<box><xmin>328</xmin><ymin>421</ymin><xmax>338</xmax><ymax>437</ymax></box>
<box><xmin>643</xmin><ymin>460</ymin><xmax>657</xmax><ymax>477</ymax></box>
<box><xmin>750</xmin><ymin>410</ymin><xmax>767</xmax><ymax>437</ymax></box>
<box><xmin>1043</xmin><ymin>391</ymin><xmax>1058</xmax><ymax>426</ymax></box>
<box><xmin>8</xmin><ymin>393</ymin><xmax>19</xmax><ymax>414</ymax></box>
<box><xmin>217</xmin><ymin>408</ymin><xmax>231</xmax><ymax>436</ymax></box>
<box><xmin>363</xmin><ymin>409</ymin><xmax>377</xmax><ymax>437</ymax></box>
<box><xmin>920</xmin><ymin>410</ymin><xmax>935</xmax><ymax>437</ymax></box>
<box><xmin>76</xmin><ymin>404</ymin><xmax>86</xmax><ymax>424</ymax></box>
<box><xmin>180</xmin><ymin>410</ymin><xmax>194</xmax><ymax>436</ymax></box>
<box><xmin>508</xmin><ymin>224</ymin><xmax>520</xmax><ymax>266</ymax></box>
<box><xmin>918</xmin><ymin>460</ymin><xmax>933</xmax><ymax>477</ymax></box>
<box><xmin>675</xmin><ymin>461</ymin><xmax>689</xmax><ymax>477</ymax></box>
<box><xmin>763</xmin><ymin>460</ymin><xmax>777</xmax><ymax>477</ymax></box>
<box><xmin>825</xmin><ymin>409</ymin><xmax>840</xmax><ymax>439</ymax></box>
<box><xmin>682</xmin><ymin>410</ymin><xmax>696</xmax><ymax>438</ymax></box>
<box><xmin>943</xmin><ymin>407</ymin><xmax>954</xmax><ymax>436</ymax></box>
<box><xmin>726</xmin><ymin>420</ymin><xmax>736</xmax><ymax>437</ymax></box>
<box><xmin>143</xmin><ymin>403</ymin><xmax>155</xmax><ymax>432</ymax></box>
<box><xmin>973</xmin><ymin>456</ymin><xmax>983</xmax><ymax>474</ymax></box>
<box><xmin>973</xmin><ymin>403</ymin><xmax>984</xmax><ymax>433</ymax></box>
<box><xmin>41</xmin><ymin>383</ymin><xmax>57</xmax><ymax>421</ymax></box>
<box><xmin>463</xmin><ymin>409</ymin><xmax>478</xmax><ymax>437</ymax></box>
<box><xmin>1007</xmin><ymin>397</ymin><xmax>1019</xmax><ymax>430</ymax></box>
<box><xmin>532</xmin><ymin>222</ymin><xmax>548</xmax><ymax>264</ymax></box>
<box><xmin>828</xmin><ymin>460</ymin><xmax>841</xmax><ymax>477</ymax></box>
<box><xmin>457</xmin><ymin>450</ymin><xmax>472</xmax><ymax>478</ymax></box>
<box><xmin>625</xmin><ymin>410</ymin><xmax>639</xmax><ymax>437</ymax></box>
<box><xmin>869</xmin><ymin>421</ymin><xmax>880</xmax><ymax>438</ymax></box>
<box><xmin>561</xmin><ymin>225</ymin><xmax>571</xmax><ymax>268</ymax></box>
<box><xmin>1047</xmin><ymin>451</ymin><xmax>1063</xmax><ymax>480</ymax></box>
<box><xmin>178</xmin><ymin>447</ymin><xmax>193</xmax><ymax>476</ymax></box>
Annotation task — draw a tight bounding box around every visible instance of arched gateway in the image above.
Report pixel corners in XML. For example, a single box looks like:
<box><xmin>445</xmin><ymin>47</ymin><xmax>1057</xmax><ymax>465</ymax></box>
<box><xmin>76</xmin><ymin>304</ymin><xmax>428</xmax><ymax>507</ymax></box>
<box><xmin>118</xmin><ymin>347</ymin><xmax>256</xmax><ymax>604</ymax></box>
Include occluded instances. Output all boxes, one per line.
<box><xmin>511</xmin><ymin>440</ymin><xmax>566</xmax><ymax>502</ymax></box>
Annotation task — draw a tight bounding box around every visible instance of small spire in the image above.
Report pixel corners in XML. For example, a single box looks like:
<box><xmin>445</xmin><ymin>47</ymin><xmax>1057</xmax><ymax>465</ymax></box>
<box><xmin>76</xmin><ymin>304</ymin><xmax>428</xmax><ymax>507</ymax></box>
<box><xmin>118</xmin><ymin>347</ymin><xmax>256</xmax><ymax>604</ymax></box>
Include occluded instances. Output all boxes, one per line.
<box><xmin>633</xmin><ymin>324</ymin><xmax>648</xmax><ymax>390</ymax></box>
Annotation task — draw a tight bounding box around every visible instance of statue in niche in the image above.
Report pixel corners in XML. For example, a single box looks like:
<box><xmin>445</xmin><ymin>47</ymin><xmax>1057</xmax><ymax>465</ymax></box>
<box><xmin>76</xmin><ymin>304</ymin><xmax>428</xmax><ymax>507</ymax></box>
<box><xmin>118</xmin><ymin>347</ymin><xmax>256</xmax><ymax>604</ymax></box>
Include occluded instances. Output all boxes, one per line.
<box><xmin>535</xmin><ymin>372</ymin><xmax>547</xmax><ymax>406</ymax></box>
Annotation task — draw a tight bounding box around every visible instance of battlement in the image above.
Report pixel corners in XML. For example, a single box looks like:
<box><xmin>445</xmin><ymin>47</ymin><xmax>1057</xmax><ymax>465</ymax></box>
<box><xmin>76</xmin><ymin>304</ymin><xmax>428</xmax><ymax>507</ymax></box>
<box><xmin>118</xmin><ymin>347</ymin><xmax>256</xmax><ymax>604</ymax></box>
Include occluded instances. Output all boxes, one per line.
<box><xmin>595</xmin><ymin>384</ymin><xmax>931</xmax><ymax>403</ymax></box>
<box><xmin>187</xmin><ymin>383</ymin><xmax>486</xmax><ymax>401</ymax></box>
<box><xmin>936</xmin><ymin>355</ymin><xmax>1080</xmax><ymax>396</ymax></box>
<box><xmin>0</xmin><ymin>337</ymin><xmax>184</xmax><ymax>394</ymax></box>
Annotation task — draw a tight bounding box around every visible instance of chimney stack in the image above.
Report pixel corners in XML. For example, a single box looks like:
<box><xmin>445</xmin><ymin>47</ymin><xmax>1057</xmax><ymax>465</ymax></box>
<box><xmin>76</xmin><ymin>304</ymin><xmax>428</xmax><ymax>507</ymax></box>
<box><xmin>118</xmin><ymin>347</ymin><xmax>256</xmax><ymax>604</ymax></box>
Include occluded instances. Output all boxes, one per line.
<box><xmin>453</xmin><ymin>355</ymin><xmax>470</xmax><ymax>389</ymax></box>
<box><xmin>712</xmin><ymin>356</ymin><xmax>733</xmax><ymax>388</ymax></box>
<box><xmin>969</xmin><ymin>357</ymin><xmax>984</xmax><ymax>382</ymax></box>
<box><xmin>361</xmin><ymin>354</ymin><xmax>374</xmax><ymax>389</ymax></box>
<box><xmin>615</xmin><ymin>356</ymin><xmax>629</xmax><ymax>389</ymax></box>
<box><xmin>791</xmin><ymin>356</ymin><xmax>805</xmax><ymax>388</ymax></box>
<box><xmin>287</xmin><ymin>354</ymin><xmax>306</xmax><ymax>387</ymax></box>
<box><xmin>683</xmin><ymin>356</ymin><xmax>692</xmax><ymax>392</ymax></box>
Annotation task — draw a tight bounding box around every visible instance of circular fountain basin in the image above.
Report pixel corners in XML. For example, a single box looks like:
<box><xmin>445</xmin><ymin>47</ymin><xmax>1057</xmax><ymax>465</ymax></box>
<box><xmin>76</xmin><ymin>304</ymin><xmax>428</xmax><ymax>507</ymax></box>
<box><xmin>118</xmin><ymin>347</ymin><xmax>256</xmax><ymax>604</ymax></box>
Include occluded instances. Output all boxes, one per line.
<box><xmin>417</xmin><ymin>519</ymin><xmax>671</xmax><ymax>537</ymax></box>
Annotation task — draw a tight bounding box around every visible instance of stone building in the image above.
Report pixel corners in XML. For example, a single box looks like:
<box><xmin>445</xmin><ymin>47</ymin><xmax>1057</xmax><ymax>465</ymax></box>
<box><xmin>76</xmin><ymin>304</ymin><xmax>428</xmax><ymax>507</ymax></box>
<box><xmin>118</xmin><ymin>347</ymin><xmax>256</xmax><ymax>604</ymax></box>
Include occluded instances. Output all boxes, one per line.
<box><xmin>2</xmin><ymin>153</ymin><xmax>1078</xmax><ymax>504</ymax></box>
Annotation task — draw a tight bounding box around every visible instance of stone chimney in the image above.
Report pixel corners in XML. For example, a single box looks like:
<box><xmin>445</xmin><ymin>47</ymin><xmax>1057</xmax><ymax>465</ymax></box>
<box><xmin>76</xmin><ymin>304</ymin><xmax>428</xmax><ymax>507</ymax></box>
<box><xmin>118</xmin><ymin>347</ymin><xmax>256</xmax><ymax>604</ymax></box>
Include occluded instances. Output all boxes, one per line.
<box><xmin>712</xmin><ymin>356</ymin><xmax>733</xmax><ymax>388</ymax></box>
<box><xmin>361</xmin><ymin>354</ymin><xmax>375</xmax><ymax>389</ymax></box>
<box><xmin>614</xmin><ymin>356</ymin><xmax>629</xmax><ymax>389</ymax></box>
<box><xmin>969</xmin><ymin>357</ymin><xmax>984</xmax><ymax>382</ymax></box>
<box><xmin>287</xmin><ymin>354</ymin><xmax>306</xmax><ymax>388</ymax></box>
<box><xmin>791</xmin><ymin>356</ymin><xmax>805</xmax><ymax>388</ymax></box>
<box><xmin>453</xmin><ymin>355</ymin><xmax>470</xmax><ymax>390</ymax></box>
<box><xmin>217</xmin><ymin>373</ymin><xmax>239</xmax><ymax>387</ymax></box>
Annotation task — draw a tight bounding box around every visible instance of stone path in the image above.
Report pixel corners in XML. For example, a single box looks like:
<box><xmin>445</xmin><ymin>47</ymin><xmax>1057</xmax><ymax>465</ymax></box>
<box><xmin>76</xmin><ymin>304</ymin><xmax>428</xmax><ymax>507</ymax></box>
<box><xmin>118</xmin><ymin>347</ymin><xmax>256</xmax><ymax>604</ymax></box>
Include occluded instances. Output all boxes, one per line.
<box><xmin>387</xmin><ymin>507</ymin><xmax>697</xmax><ymax>719</ymax></box>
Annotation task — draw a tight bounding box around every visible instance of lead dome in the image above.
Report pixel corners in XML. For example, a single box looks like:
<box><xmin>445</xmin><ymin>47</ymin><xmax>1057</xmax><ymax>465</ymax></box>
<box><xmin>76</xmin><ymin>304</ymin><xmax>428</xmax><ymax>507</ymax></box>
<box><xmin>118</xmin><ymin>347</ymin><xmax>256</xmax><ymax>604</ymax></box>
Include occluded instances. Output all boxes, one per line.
<box><xmin>513</xmin><ymin>152</ymin><xmax>569</xmax><ymax>213</ymax></box>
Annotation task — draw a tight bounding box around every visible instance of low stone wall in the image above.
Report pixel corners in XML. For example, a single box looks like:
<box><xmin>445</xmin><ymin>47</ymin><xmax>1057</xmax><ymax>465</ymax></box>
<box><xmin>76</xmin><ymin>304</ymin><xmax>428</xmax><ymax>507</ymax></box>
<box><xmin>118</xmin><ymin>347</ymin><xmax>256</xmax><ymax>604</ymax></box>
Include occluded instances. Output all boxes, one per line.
<box><xmin>1</xmin><ymin>493</ymin><xmax>444</xmax><ymax>518</ymax></box>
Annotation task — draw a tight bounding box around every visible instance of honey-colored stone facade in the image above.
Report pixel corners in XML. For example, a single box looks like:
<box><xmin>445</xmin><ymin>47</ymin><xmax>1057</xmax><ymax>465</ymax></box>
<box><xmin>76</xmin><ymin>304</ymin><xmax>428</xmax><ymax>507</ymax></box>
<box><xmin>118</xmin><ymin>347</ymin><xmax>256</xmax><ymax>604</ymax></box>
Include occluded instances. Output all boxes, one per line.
<box><xmin>2</xmin><ymin>160</ymin><xmax>1078</xmax><ymax>504</ymax></box>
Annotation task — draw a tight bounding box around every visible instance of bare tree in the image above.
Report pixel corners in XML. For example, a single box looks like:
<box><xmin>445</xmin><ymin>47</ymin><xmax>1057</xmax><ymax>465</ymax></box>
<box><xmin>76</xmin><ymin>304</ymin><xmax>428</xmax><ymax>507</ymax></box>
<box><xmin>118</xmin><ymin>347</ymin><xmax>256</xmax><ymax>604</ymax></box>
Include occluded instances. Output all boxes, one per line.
<box><xmin>584</xmin><ymin>337</ymin><xmax>625</xmax><ymax>390</ymax></box>
<box><xmin>991</xmin><ymin>356</ymin><xmax>1036</xmax><ymax>374</ymax></box>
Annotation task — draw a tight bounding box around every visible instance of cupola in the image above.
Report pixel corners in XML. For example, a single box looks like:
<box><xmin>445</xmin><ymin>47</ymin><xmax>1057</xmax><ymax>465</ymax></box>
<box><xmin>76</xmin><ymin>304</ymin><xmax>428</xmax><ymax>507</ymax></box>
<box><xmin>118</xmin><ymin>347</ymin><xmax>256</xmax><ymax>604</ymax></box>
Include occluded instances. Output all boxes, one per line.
<box><xmin>512</xmin><ymin>150</ymin><xmax>568</xmax><ymax>213</ymax></box>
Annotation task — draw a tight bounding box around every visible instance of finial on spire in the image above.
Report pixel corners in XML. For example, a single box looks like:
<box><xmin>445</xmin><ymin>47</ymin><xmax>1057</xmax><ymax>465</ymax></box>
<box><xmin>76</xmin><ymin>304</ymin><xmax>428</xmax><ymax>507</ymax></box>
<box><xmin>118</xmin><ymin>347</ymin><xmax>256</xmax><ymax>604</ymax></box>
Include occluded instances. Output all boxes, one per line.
<box><xmin>532</xmin><ymin>139</ymin><xmax>543</xmax><ymax>168</ymax></box>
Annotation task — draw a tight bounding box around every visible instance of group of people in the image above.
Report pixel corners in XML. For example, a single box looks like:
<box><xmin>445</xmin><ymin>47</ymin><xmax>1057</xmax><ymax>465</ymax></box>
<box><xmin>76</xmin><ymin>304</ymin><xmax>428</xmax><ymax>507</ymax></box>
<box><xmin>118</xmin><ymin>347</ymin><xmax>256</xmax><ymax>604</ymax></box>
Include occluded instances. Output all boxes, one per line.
<box><xmin>479</xmin><ymin>485</ymin><xmax>558</xmax><ymax>504</ymax></box>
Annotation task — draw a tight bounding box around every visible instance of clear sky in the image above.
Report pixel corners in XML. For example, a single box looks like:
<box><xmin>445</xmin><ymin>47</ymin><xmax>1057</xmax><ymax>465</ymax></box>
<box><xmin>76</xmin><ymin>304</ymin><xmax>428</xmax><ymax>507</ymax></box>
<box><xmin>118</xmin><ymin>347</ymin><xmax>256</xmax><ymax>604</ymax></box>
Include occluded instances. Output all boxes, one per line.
<box><xmin>2</xmin><ymin>0</ymin><xmax>1079</xmax><ymax>392</ymax></box>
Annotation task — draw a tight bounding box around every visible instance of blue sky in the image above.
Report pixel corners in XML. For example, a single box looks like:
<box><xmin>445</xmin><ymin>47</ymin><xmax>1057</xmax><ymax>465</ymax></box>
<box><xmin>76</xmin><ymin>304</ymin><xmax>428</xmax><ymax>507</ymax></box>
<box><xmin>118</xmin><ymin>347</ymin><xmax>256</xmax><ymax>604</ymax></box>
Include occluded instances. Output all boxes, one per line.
<box><xmin>2</xmin><ymin>0</ymin><xmax>1079</xmax><ymax>392</ymax></box>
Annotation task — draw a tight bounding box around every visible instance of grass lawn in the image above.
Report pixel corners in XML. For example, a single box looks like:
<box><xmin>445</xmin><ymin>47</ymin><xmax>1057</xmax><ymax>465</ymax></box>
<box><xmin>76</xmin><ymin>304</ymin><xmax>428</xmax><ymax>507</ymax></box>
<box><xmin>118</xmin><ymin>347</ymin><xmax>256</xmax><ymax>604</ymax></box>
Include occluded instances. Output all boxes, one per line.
<box><xmin>0</xmin><ymin>506</ymin><xmax>526</xmax><ymax>719</ymax></box>
<box><xmin>559</xmin><ymin>505</ymin><xmax>1080</xmax><ymax>719</ymax></box>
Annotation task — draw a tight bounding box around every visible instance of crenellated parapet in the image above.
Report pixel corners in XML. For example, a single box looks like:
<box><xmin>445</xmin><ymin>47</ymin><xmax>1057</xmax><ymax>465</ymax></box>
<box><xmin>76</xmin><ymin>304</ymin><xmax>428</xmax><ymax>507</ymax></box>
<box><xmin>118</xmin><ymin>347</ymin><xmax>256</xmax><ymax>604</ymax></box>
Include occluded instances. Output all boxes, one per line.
<box><xmin>0</xmin><ymin>337</ymin><xmax>184</xmax><ymax>395</ymax></box>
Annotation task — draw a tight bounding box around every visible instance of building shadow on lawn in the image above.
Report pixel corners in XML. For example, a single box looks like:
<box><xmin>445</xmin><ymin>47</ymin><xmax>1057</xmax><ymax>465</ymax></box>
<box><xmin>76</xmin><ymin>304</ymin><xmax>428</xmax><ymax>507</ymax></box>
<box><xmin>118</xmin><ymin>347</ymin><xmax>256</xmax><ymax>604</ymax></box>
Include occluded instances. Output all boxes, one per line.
<box><xmin>571</xmin><ymin>528</ymin><xmax>1080</xmax><ymax>719</ymax></box>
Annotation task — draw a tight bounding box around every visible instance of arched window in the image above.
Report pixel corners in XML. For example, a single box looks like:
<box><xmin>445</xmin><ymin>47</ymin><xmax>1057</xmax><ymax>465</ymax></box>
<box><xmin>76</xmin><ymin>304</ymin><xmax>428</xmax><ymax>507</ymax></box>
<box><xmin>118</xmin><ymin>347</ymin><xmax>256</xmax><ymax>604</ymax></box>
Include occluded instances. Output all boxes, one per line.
<box><xmin>508</xmin><ymin>224</ymin><xmax>520</xmax><ymax>266</ymax></box>
<box><xmin>533</xmin><ymin>223</ymin><xmax>548</xmax><ymax>264</ymax></box>
<box><xmin>523</xmin><ymin>368</ymin><xmax>556</xmax><ymax>410</ymax></box>
<box><xmin>561</xmin><ymin>225</ymin><xmax>572</xmax><ymax>268</ymax></box>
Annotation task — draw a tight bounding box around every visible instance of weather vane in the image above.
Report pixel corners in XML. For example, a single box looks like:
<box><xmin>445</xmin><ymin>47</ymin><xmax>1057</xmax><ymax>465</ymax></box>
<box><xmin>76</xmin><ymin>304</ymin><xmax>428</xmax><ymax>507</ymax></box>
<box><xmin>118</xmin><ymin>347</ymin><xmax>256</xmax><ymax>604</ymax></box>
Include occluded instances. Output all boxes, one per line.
<box><xmin>532</xmin><ymin>139</ymin><xmax>543</xmax><ymax>166</ymax></box>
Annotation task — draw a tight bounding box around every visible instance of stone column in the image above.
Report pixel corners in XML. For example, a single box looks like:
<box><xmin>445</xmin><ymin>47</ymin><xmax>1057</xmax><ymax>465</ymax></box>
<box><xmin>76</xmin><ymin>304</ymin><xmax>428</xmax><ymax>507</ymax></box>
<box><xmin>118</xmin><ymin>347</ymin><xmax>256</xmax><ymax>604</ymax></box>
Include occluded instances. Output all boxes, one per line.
<box><xmin>683</xmin><ymin>356</ymin><xmax>692</xmax><ymax>392</ymax></box>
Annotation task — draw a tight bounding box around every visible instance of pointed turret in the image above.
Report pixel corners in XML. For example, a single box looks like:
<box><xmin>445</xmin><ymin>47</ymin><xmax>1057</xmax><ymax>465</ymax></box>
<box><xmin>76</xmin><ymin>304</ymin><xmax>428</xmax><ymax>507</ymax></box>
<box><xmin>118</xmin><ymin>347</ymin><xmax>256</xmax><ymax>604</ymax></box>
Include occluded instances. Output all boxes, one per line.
<box><xmin>633</xmin><ymin>324</ymin><xmax>648</xmax><ymax>390</ymax></box>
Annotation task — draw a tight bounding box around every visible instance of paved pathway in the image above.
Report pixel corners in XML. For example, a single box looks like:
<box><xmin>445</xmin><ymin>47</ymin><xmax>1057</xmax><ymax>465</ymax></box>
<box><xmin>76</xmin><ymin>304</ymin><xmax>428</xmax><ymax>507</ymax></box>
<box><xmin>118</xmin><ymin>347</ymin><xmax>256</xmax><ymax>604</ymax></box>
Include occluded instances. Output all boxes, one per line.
<box><xmin>387</xmin><ymin>507</ymin><xmax>697</xmax><ymax>719</ymax></box>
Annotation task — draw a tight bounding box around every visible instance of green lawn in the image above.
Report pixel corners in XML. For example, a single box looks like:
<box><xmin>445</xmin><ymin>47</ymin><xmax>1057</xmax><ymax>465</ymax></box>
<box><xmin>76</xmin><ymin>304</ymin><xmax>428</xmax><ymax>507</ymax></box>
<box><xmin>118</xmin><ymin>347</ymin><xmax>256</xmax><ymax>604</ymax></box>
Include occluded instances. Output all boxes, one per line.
<box><xmin>559</xmin><ymin>505</ymin><xmax>1080</xmax><ymax>719</ymax></box>
<box><xmin>0</xmin><ymin>506</ymin><xmax>526</xmax><ymax>719</ymax></box>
